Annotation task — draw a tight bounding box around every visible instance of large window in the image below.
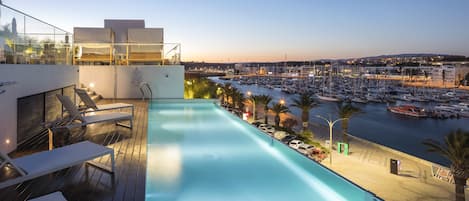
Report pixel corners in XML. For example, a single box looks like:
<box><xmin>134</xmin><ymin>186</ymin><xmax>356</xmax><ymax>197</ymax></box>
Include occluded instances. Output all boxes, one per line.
<box><xmin>16</xmin><ymin>85</ymin><xmax>75</xmax><ymax>145</ymax></box>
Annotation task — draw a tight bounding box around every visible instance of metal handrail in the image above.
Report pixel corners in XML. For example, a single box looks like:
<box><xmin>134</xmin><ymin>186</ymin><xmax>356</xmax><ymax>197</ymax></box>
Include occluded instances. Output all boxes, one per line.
<box><xmin>0</xmin><ymin>3</ymin><xmax>71</xmax><ymax>34</ymax></box>
<box><xmin>139</xmin><ymin>82</ymin><xmax>153</xmax><ymax>101</ymax></box>
<box><xmin>0</xmin><ymin>3</ymin><xmax>73</xmax><ymax>64</ymax></box>
<box><xmin>73</xmin><ymin>42</ymin><xmax>180</xmax><ymax>46</ymax></box>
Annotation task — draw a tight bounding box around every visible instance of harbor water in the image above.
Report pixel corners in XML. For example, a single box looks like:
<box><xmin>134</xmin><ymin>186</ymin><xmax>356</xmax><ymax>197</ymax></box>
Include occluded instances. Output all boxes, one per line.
<box><xmin>212</xmin><ymin>77</ymin><xmax>468</xmax><ymax>166</ymax></box>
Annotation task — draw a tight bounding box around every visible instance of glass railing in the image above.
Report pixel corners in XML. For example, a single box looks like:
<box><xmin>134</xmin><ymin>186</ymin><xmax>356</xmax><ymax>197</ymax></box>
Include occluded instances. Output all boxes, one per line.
<box><xmin>72</xmin><ymin>42</ymin><xmax>181</xmax><ymax>65</ymax></box>
<box><xmin>0</xmin><ymin>3</ymin><xmax>72</xmax><ymax>64</ymax></box>
<box><xmin>0</xmin><ymin>3</ymin><xmax>181</xmax><ymax>66</ymax></box>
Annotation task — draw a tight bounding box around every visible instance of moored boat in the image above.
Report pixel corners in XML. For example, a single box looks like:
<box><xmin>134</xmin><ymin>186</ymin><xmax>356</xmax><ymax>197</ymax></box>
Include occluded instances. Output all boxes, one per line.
<box><xmin>365</xmin><ymin>94</ymin><xmax>383</xmax><ymax>103</ymax></box>
<box><xmin>397</xmin><ymin>94</ymin><xmax>413</xmax><ymax>102</ymax></box>
<box><xmin>387</xmin><ymin>105</ymin><xmax>427</xmax><ymax>118</ymax></box>
<box><xmin>316</xmin><ymin>94</ymin><xmax>341</xmax><ymax>102</ymax></box>
<box><xmin>452</xmin><ymin>102</ymin><xmax>469</xmax><ymax>110</ymax></box>
<box><xmin>351</xmin><ymin>96</ymin><xmax>368</xmax><ymax>104</ymax></box>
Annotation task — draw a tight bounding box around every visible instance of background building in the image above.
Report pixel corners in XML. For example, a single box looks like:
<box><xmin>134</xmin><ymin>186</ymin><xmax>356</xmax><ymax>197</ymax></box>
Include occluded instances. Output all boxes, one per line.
<box><xmin>431</xmin><ymin>65</ymin><xmax>456</xmax><ymax>87</ymax></box>
<box><xmin>73</xmin><ymin>19</ymin><xmax>164</xmax><ymax>65</ymax></box>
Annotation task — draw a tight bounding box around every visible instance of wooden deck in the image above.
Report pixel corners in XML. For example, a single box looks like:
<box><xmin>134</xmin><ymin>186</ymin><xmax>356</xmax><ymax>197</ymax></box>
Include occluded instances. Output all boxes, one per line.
<box><xmin>0</xmin><ymin>99</ymin><xmax>148</xmax><ymax>201</ymax></box>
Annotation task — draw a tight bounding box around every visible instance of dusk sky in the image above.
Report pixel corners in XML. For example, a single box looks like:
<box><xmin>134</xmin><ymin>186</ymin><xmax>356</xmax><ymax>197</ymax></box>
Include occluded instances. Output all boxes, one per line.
<box><xmin>4</xmin><ymin>0</ymin><xmax>469</xmax><ymax>62</ymax></box>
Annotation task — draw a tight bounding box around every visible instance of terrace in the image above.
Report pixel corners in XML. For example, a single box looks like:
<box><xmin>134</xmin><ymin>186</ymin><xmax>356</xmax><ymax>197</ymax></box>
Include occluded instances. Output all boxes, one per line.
<box><xmin>0</xmin><ymin>3</ymin><xmax>183</xmax><ymax>200</ymax></box>
<box><xmin>0</xmin><ymin>1</ymin><xmax>184</xmax><ymax>148</ymax></box>
<box><xmin>0</xmin><ymin>99</ymin><xmax>148</xmax><ymax>200</ymax></box>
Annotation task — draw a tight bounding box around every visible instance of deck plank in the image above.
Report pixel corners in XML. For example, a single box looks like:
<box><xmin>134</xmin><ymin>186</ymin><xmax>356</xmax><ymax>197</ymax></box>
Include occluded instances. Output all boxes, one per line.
<box><xmin>0</xmin><ymin>99</ymin><xmax>148</xmax><ymax>201</ymax></box>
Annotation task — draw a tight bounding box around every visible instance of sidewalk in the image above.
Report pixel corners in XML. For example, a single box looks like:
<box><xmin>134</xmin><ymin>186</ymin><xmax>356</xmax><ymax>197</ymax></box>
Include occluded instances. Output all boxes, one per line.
<box><xmin>239</xmin><ymin>105</ymin><xmax>463</xmax><ymax>200</ymax></box>
<box><xmin>310</xmin><ymin>122</ymin><xmax>458</xmax><ymax>201</ymax></box>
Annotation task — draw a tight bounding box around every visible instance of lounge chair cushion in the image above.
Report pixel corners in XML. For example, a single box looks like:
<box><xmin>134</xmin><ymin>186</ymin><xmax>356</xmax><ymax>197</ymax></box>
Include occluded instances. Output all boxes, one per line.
<box><xmin>83</xmin><ymin>112</ymin><xmax>131</xmax><ymax>124</ymax></box>
<box><xmin>74</xmin><ymin>88</ymin><xmax>98</xmax><ymax>109</ymax></box>
<box><xmin>0</xmin><ymin>141</ymin><xmax>114</xmax><ymax>189</ymax></box>
<box><xmin>56</xmin><ymin>94</ymin><xmax>84</xmax><ymax>122</ymax></box>
<box><xmin>96</xmin><ymin>103</ymin><xmax>133</xmax><ymax>111</ymax></box>
<box><xmin>75</xmin><ymin>89</ymin><xmax>133</xmax><ymax>112</ymax></box>
<box><xmin>13</xmin><ymin>141</ymin><xmax>113</xmax><ymax>175</ymax></box>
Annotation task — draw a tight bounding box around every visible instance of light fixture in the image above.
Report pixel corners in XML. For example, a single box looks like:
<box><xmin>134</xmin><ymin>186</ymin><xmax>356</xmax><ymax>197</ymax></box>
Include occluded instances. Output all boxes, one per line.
<box><xmin>5</xmin><ymin>139</ymin><xmax>10</xmax><ymax>144</ymax></box>
<box><xmin>89</xmin><ymin>82</ymin><xmax>95</xmax><ymax>88</ymax></box>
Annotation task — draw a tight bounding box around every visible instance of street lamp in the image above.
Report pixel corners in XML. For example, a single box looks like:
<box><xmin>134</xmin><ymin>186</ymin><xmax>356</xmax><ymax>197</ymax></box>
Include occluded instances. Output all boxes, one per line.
<box><xmin>279</xmin><ymin>98</ymin><xmax>285</xmax><ymax>105</ymax></box>
<box><xmin>247</xmin><ymin>91</ymin><xmax>256</xmax><ymax>122</ymax></box>
<box><xmin>316</xmin><ymin>115</ymin><xmax>347</xmax><ymax>166</ymax></box>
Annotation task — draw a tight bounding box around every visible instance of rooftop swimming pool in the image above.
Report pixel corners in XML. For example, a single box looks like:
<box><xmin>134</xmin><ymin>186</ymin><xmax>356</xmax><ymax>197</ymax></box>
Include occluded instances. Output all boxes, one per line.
<box><xmin>146</xmin><ymin>100</ymin><xmax>381</xmax><ymax>201</ymax></box>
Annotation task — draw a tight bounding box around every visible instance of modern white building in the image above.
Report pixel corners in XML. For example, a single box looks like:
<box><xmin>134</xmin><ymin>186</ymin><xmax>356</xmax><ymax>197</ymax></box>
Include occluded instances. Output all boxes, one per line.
<box><xmin>74</xmin><ymin>19</ymin><xmax>166</xmax><ymax>65</ymax></box>
<box><xmin>431</xmin><ymin>65</ymin><xmax>456</xmax><ymax>86</ymax></box>
<box><xmin>0</xmin><ymin>13</ymin><xmax>184</xmax><ymax>153</ymax></box>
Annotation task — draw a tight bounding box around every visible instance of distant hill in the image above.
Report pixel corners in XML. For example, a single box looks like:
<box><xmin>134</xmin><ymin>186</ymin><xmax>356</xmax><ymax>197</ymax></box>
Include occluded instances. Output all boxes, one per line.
<box><xmin>182</xmin><ymin>53</ymin><xmax>469</xmax><ymax>66</ymax></box>
<box><xmin>344</xmin><ymin>53</ymin><xmax>467</xmax><ymax>60</ymax></box>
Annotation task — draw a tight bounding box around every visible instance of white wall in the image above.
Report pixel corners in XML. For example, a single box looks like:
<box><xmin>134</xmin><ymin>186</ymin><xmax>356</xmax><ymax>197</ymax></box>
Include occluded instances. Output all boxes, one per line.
<box><xmin>79</xmin><ymin>65</ymin><xmax>184</xmax><ymax>99</ymax></box>
<box><xmin>78</xmin><ymin>66</ymin><xmax>116</xmax><ymax>98</ymax></box>
<box><xmin>0</xmin><ymin>64</ymin><xmax>182</xmax><ymax>153</ymax></box>
<box><xmin>0</xmin><ymin>65</ymin><xmax>79</xmax><ymax>153</ymax></box>
<box><xmin>103</xmin><ymin>19</ymin><xmax>145</xmax><ymax>43</ymax></box>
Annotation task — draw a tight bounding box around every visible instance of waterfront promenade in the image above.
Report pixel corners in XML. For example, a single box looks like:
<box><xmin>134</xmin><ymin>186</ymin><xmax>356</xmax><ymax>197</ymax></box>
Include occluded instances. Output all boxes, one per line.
<box><xmin>403</xmin><ymin>81</ymin><xmax>469</xmax><ymax>91</ymax></box>
<box><xmin>310</xmin><ymin>122</ymin><xmax>461</xmax><ymax>201</ymax></box>
<box><xmin>253</xmin><ymin>106</ymin><xmax>461</xmax><ymax>200</ymax></box>
<box><xmin>239</xmin><ymin>101</ymin><xmax>464</xmax><ymax>200</ymax></box>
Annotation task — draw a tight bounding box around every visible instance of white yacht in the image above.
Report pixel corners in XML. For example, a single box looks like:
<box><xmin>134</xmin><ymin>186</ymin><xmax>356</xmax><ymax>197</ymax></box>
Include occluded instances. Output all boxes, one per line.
<box><xmin>316</xmin><ymin>94</ymin><xmax>341</xmax><ymax>102</ymax></box>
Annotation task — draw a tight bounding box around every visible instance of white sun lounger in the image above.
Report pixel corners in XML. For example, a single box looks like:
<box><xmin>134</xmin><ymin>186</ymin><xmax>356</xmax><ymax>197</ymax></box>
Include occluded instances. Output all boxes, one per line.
<box><xmin>56</xmin><ymin>94</ymin><xmax>133</xmax><ymax>129</ymax></box>
<box><xmin>74</xmin><ymin>88</ymin><xmax>134</xmax><ymax>117</ymax></box>
<box><xmin>29</xmin><ymin>191</ymin><xmax>67</xmax><ymax>201</ymax></box>
<box><xmin>0</xmin><ymin>141</ymin><xmax>115</xmax><ymax>189</ymax></box>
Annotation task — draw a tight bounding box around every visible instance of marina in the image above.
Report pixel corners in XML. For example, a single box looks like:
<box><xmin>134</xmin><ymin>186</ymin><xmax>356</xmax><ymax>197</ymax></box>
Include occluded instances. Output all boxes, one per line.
<box><xmin>213</xmin><ymin>76</ymin><xmax>469</xmax><ymax>166</ymax></box>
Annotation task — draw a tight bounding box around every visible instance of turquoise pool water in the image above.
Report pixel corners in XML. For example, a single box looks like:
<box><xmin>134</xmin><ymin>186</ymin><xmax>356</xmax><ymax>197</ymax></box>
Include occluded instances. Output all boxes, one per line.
<box><xmin>146</xmin><ymin>100</ymin><xmax>380</xmax><ymax>201</ymax></box>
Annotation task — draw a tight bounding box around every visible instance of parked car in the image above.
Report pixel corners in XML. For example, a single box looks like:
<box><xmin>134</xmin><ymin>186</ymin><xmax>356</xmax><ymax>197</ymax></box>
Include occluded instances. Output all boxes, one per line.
<box><xmin>259</xmin><ymin>124</ymin><xmax>275</xmax><ymax>134</ymax></box>
<box><xmin>258</xmin><ymin>124</ymin><xmax>268</xmax><ymax>129</ymax></box>
<box><xmin>251</xmin><ymin>122</ymin><xmax>262</xmax><ymax>127</ymax></box>
<box><xmin>273</xmin><ymin>131</ymin><xmax>287</xmax><ymax>140</ymax></box>
<box><xmin>288</xmin><ymin>140</ymin><xmax>304</xmax><ymax>149</ymax></box>
<box><xmin>261</xmin><ymin>126</ymin><xmax>275</xmax><ymax>134</ymax></box>
<box><xmin>281</xmin><ymin>135</ymin><xmax>297</xmax><ymax>143</ymax></box>
<box><xmin>311</xmin><ymin>147</ymin><xmax>322</xmax><ymax>155</ymax></box>
<box><xmin>297</xmin><ymin>144</ymin><xmax>315</xmax><ymax>155</ymax></box>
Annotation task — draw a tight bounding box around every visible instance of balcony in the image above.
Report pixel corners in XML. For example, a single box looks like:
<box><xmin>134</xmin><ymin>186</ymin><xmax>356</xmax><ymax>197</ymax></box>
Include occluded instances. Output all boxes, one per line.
<box><xmin>72</xmin><ymin>42</ymin><xmax>181</xmax><ymax>66</ymax></box>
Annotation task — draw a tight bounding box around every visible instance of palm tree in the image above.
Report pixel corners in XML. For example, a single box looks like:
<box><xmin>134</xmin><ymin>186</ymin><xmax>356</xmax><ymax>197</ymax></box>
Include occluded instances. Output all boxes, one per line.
<box><xmin>282</xmin><ymin>118</ymin><xmax>298</xmax><ymax>131</ymax></box>
<box><xmin>184</xmin><ymin>78</ymin><xmax>218</xmax><ymax>99</ymax></box>
<box><xmin>422</xmin><ymin>129</ymin><xmax>469</xmax><ymax>201</ymax></box>
<box><xmin>258</xmin><ymin>95</ymin><xmax>272</xmax><ymax>124</ymax></box>
<box><xmin>221</xmin><ymin>83</ymin><xmax>233</xmax><ymax>107</ymax></box>
<box><xmin>291</xmin><ymin>93</ymin><xmax>317</xmax><ymax>131</ymax></box>
<box><xmin>231</xmin><ymin>89</ymin><xmax>245</xmax><ymax>110</ymax></box>
<box><xmin>215</xmin><ymin>84</ymin><xmax>224</xmax><ymax>100</ymax></box>
<box><xmin>270</xmin><ymin>102</ymin><xmax>290</xmax><ymax>128</ymax></box>
<box><xmin>337</xmin><ymin>102</ymin><xmax>361</xmax><ymax>143</ymax></box>
<box><xmin>248</xmin><ymin>95</ymin><xmax>263</xmax><ymax>121</ymax></box>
